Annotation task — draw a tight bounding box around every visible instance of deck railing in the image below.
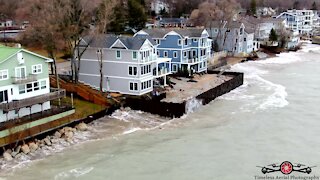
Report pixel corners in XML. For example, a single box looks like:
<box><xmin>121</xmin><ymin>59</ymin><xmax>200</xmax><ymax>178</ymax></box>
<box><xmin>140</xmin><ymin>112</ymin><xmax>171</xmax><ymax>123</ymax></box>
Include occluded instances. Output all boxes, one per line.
<box><xmin>0</xmin><ymin>88</ymin><xmax>66</xmax><ymax>112</ymax></box>
<box><xmin>12</xmin><ymin>74</ymin><xmax>38</xmax><ymax>84</ymax></box>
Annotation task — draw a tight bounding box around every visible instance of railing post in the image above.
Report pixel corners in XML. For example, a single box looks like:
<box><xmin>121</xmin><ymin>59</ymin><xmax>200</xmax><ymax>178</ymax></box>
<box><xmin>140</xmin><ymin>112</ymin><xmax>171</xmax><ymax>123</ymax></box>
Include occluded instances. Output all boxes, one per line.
<box><xmin>71</xmin><ymin>93</ymin><xmax>74</xmax><ymax>108</ymax></box>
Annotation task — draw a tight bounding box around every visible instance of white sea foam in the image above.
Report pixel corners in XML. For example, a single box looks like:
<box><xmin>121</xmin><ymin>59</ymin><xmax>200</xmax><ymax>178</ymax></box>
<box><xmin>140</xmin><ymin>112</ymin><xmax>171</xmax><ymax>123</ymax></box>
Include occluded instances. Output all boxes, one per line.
<box><xmin>122</xmin><ymin>127</ymin><xmax>142</xmax><ymax>135</ymax></box>
<box><xmin>255</xmin><ymin>76</ymin><xmax>289</xmax><ymax>110</ymax></box>
<box><xmin>185</xmin><ymin>98</ymin><xmax>203</xmax><ymax>113</ymax></box>
<box><xmin>54</xmin><ymin>167</ymin><xmax>94</xmax><ymax>180</ymax></box>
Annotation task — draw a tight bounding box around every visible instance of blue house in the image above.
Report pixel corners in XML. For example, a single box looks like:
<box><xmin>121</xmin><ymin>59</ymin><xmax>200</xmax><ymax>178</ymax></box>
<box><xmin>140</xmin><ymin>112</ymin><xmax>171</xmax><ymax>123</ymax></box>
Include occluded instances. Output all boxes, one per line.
<box><xmin>134</xmin><ymin>28</ymin><xmax>212</xmax><ymax>74</ymax></box>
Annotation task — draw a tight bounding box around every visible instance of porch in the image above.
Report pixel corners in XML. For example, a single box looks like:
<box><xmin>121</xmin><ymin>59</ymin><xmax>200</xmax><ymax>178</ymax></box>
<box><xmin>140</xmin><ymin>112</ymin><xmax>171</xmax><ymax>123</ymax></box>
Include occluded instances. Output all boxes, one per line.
<box><xmin>0</xmin><ymin>88</ymin><xmax>66</xmax><ymax>112</ymax></box>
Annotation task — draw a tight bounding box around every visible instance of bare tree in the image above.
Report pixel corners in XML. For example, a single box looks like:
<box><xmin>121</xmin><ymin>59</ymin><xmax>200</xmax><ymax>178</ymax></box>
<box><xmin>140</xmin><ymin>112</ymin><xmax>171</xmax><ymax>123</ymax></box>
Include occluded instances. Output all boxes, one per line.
<box><xmin>22</xmin><ymin>0</ymin><xmax>68</xmax><ymax>90</ymax></box>
<box><xmin>95</xmin><ymin>0</ymin><xmax>118</xmax><ymax>92</ymax></box>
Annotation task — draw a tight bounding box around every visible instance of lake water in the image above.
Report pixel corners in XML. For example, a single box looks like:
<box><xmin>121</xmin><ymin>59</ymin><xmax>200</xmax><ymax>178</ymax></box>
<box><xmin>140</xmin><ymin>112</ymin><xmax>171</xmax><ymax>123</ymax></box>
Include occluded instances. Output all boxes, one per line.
<box><xmin>1</xmin><ymin>43</ymin><xmax>320</xmax><ymax>180</ymax></box>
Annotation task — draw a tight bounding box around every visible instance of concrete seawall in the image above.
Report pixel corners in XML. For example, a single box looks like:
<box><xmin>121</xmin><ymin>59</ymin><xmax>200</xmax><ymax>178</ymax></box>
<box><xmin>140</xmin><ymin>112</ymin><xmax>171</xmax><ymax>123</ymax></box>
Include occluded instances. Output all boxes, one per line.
<box><xmin>125</xmin><ymin>71</ymin><xmax>244</xmax><ymax>118</ymax></box>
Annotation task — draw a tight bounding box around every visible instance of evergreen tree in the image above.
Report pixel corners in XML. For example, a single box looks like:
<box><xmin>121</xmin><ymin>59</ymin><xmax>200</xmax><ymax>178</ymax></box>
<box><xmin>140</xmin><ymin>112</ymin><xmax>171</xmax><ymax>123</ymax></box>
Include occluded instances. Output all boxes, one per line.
<box><xmin>128</xmin><ymin>0</ymin><xmax>147</xmax><ymax>30</ymax></box>
<box><xmin>250</xmin><ymin>0</ymin><xmax>257</xmax><ymax>16</ymax></box>
<box><xmin>293</xmin><ymin>0</ymin><xmax>299</xmax><ymax>9</ymax></box>
<box><xmin>109</xmin><ymin>3</ymin><xmax>127</xmax><ymax>34</ymax></box>
<box><xmin>269</xmin><ymin>28</ymin><xmax>278</xmax><ymax>42</ymax></box>
<box><xmin>312</xmin><ymin>1</ymin><xmax>317</xmax><ymax>10</ymax></box>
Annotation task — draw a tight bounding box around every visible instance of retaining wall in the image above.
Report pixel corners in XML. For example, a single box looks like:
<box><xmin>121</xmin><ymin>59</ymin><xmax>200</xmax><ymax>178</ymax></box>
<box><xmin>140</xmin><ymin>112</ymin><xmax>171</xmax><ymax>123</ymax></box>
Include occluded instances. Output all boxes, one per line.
<box><xmin>125</xmin><ymin>71</ymin><xmax>244</xmax><ymax>118</ymax></box>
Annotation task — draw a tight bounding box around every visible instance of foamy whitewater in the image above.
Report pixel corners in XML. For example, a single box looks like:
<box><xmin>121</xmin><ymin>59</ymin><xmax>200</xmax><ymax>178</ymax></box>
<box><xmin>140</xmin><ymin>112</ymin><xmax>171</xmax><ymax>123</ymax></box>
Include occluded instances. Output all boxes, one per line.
<box><xmin>1</xmin><ymin>43</ymin><xmax>320</xmax><ymax>180</ymax></box>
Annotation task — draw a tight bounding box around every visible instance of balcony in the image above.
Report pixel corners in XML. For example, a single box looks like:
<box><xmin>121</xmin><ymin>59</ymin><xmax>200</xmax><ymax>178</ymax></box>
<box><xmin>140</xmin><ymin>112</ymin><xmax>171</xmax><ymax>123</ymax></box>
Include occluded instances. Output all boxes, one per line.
<box><xmin>0</xmin><ymin>88</ymin><xmax>66</xmax><ymax>112</ymax></box>
<box><xmin>154</xmin><ymin>67</ymin><xmax>171</xmax><ymax>78</ymax></box>
<box><xmin>12</xmin><ymin>74</ymin><xmax>37</xmax><ymax>84</ymax></box>
<box><xmin>182</xmin><ymin>57</ymin><xmax>208</xmax><ymax>64</ymax></box>
<box><xmin>140</xmin><ymin>54</ymin><xmax>157</xmax><ymax>63</ymax></box>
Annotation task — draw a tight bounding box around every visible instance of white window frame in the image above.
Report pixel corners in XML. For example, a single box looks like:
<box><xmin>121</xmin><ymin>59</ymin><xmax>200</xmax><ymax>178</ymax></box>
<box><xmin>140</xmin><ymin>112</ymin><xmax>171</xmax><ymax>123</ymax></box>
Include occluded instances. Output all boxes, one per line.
<box><xmin>128</xmin><ymin>66</ymin><xmax>137</xmax><ymax>76</ymax></box>
<box><xmin>40</xmin><ymin>80</ymin><xmax>47</xmax><ymax>90</ymax></box>
<box><xmin>129</xmin><ymin>82</ymin><xmax>138</xmax><ymax>91</ymax></box>
<box><xmin>173</xmin><ymin>51</ymin><xmax>178</xmax><ymax>58</ymax></box>
<box><xmin>132</xmin><ymin>51</ymin><xmax>137</xmax><ymax>60</ymax></box>
<box><xmin>0</xmin><ymin>69</ymin><xmax>9</xmax><ymax>80</ymax></box>
<box><xmin>178</xmin><ymin>39</ymin><xmax>182</xmax><ymax>46</ymax></box>
<box><xmin>15</xmin><ymin>66</ymin><xmax>27</xmax><ymax>79</ymax></box>
<box><xmin>164</xmin><ymin>51</ymin><xmax>168</xmax><ymax>58</ymax></box>
<box><xmin>19</xmin><ymin>84</ymin><xmax>26</xmax><ymax>94</ymax></box>
<box><xmin>116</xmin><ymin>50</ymin><xmax>121</xmax><ymax>59</ymax></box>
<box><xmin>183</xmin><ymin>51</ymin><xmax>187</xmax><ymax>57</ymax></box>
<box><xmin>32</xmin><ymin>64</ymin><xmax>42</xmax><ymax>74</ymax></box>
<box><xmin>193</xmin><ymin>38</ymin><xmax>198</xmax><ymax>42</ymax></box>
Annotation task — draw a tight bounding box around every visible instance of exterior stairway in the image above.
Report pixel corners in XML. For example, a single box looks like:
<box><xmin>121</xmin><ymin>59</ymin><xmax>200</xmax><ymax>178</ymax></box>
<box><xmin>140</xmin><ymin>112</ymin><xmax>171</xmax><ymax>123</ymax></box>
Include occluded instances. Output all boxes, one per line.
<box><xmin>50</xmin><ymin>76</ymin><xmax>110</xmax><ymax>107</ymax></box>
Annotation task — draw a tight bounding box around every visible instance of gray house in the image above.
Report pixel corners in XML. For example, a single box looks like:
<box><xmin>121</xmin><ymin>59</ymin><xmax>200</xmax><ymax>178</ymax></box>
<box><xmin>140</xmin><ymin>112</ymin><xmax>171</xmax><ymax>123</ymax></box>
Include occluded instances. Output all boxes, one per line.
<box><xmin>207</xmin><ymin>21</ymin><xmax>255</xmax><ymax>55</ymax></box>
<box><xmin>77</xmin><ymin>35</ymin><xmax>172</xmax><ymax>96</ymax></box>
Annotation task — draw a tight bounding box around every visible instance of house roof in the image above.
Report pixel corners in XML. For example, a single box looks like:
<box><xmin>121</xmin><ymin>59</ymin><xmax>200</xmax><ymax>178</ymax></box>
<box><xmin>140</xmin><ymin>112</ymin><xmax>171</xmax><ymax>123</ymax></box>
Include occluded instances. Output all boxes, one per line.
<box><xmin>139</xmin><ymin>28</ymin><xmax>207</xmax><ymax>38</ymax></box>
<box><xmin>81</xmin><ymin>34</ymin><xmax>156</xmax><ymax>50</ymax></box>
<box><xmin>159</xmin><ymin>18</ymin><xmax>187</xmax><ymax>24</ymax></box>
<box><xmin>0</xmin><ymin>45</ymin><xmax>53</xmax><ymax>64</ymax></box>
<box><xmin>0</xmin><ymin>46</ymin><xmax>21</xmax><ymax>63</ymax></box>
<box><xmin>207</xmin><ymin>21</ymin><xmax>243</xmax><ymax>29</ymax></box>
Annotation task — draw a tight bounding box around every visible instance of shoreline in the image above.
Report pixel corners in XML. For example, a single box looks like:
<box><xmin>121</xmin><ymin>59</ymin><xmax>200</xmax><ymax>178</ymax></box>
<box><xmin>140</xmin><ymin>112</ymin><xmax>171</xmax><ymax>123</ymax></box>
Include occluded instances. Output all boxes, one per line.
<box><xmin>0</xmin><ymin>42</ymin><xmax>318</xmax><ymax>174</ymax></box>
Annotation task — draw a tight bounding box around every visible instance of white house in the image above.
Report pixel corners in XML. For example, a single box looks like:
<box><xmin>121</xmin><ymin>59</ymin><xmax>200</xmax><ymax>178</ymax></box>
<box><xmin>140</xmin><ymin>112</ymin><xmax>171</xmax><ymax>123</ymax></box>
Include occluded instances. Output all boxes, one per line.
<box><xmin>277</xmin><ymin>9</ymin><xmax>316</xmax><ymax>35</ymax></box>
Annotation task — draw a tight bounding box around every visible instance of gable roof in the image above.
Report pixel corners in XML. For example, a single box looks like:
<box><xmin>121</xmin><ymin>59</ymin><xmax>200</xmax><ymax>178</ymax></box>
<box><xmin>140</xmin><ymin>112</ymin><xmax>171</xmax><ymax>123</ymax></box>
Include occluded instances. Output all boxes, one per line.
<box><xmin>0</xmin><ymin>46</ymin><xmax>53</xmax><ymax>64</ymax></box>
<box><xmin>80</xmin><ymin>34</ymin><xmax>156</xmax><ymax>50</ymax></box>
<box><xmin>0</xmin><ymin>46</ymin><xmax>22</xmax><ymax>63</ymax></box>
<box><xmin>137</xmin><ymin>28</ymin><xmax>207</xmax><ymax>39</ymax></box>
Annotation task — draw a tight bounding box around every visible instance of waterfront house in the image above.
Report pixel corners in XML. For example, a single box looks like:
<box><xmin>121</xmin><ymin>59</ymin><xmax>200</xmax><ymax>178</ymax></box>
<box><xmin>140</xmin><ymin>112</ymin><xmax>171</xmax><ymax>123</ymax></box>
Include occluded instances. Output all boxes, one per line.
<box><xmin>276</xmin><ymin>9</ymin><xmax>315</xmax><ymax>35</ymax></box>
<box><xmin>240</xmin><ymin>17</ymin><xmax>286</xmax><ymax>43</ymax></box>
<box><xmin>77</xmin><ymin>35</ymin><xmax>172</xmax><ymax>96</ymax></box>
<box><xmin>207</xmin><ymin>21</ymin><xmax>255</xmax><ymax>55</ymax></box>
<box><xmin>158</xmin><ymin>18</ymin><xmax>189</xmax><ymax>28</ymax></box>
<box><xmin>134</xmin><ymin>28</ymin><xmax>212</xmax><ymax>74</ymax></box>
<box><xmin>0</xmin><ymin>45</ymin><xmax>66</xmax><ymax>122</ymax></box>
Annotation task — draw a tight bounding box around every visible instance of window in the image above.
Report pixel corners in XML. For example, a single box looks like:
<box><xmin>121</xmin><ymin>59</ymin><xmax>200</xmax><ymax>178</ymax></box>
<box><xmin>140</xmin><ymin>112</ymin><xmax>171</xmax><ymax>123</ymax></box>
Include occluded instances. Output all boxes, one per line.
<box><xmin>157</xmin><ymin>51</ymin><xmax>160</xmax><ymax>56</ymax></box>
<box><xmin>129</xmin><ymin>66</ymin><xmax>137</xmax><ymax>76</ymax></box>
<box><xmin>41</xmin><ymin>80</ymin><xmax>47</xmax><ymax>89</ymax></box>
<box><xmin>27</xmin><ymin>83</ymin><xmax>33</xmax><ymax>92</ymax></box>
<box><xmin>15</xmin><ymin>67</ymin><xmax>26</xmax><ymax>79</ymax></box>
<box><xmin>19</xmin><ymin>85</ymin><xmax>26</xmax><ymax>94</ymax></box>
<box><xmin>178</xmin><ymin>39</ymin><xmax>182</xmax><ymax>46</ymax></box>
<box><xmin>0</xmin><ymin>90</ymin><xmax>8</xmax><ymax>103</ymax></box>
<box><xmin>184</xmin><ymin>39</ymin><xmax>188</xmax><ymax>46</ymax></box>
<box><xmin>0</xmin><ymin>70</ymin><xmax>8</xmax><ymax>80</ymax></box>
<box><xmin>164</xmin><ymin>51</ymin><xmax>168</xmax><ymax>57</ymax></box>
<box><xmin>172</xmin><ymin>64</ymin><xmax>178</xmax><ymax>72</ymax></box>
<box><xmin>32</xmin><ymin>64</ymin><xmax>42</xmax><ymax>74</ymax></box>
<box><xmin>173</xmin><ymin>51</ymin><xmax>178</xmax><ymax>58</ymax></box>
<box><xmin>132</xmin><ymin>51</ymin><xmax>137</xmax><ymax>60</ymax></box>
<box><xmin>193</xmin><ymin>39</ymin><xmax>198</xmax><ymax>42</ymax></box>
<box><xmin>34</xmin><ymin>82</ymin><xmax>40</xmax><ymax>91</ymax></box>
<box><xmin>214</xmin><ymin>28</ymin><xmax>218</xmax><ymax>33</ymax></box>
<box><xmin>183</xmin><ymin>51</ymin><xmax>187</xmax><ymax>57</ymax></box>
<box><xmin>116</xmin><ymin>50</ymin><xmax>121</xmax><ymax>59</ymax></box>
<box><xmin>141</xmin><ymin>80</ymin><xmax>152</xmax><ymax>90</ymax></box>
<box><xmin>244</xmin><ymin>38</ymin><xmax>247</xmax><ymax>42</ymax></box>
<box><xmin>129</xmin><ymin>82</ymin><xmax>138</xmax><ymax>91</ymax></box>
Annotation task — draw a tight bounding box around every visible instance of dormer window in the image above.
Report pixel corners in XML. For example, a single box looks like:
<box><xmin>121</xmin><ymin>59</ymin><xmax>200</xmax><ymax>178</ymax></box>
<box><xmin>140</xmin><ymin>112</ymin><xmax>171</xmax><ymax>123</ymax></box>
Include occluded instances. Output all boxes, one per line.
<box><xmin>184</xmin><ymin>39</ymin><xmax>188</xmax><ymax>46</ymax></box>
